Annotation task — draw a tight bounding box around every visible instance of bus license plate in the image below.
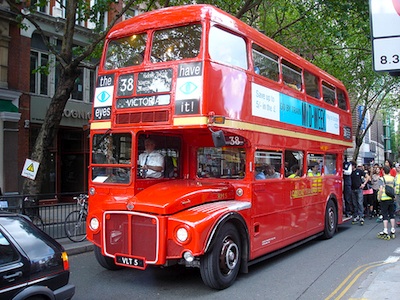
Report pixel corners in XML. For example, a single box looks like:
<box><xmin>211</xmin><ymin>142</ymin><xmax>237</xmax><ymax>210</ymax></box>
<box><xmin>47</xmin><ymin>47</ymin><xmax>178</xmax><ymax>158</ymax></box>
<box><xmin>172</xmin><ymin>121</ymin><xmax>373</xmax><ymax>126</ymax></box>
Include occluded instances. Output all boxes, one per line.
<box><xmin>115</xmin><ymin>254</ymin><xmax>146</xmax><ymax>270</ymax></box>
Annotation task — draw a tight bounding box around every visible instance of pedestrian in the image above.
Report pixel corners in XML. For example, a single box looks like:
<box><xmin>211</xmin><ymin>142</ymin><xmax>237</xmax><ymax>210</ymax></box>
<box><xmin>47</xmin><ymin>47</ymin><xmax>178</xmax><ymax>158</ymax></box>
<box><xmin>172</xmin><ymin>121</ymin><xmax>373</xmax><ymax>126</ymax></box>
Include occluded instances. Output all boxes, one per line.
<box><xmin>343</xmin><ymin>158</ymin><xmax>353</xmax><ymax>217</ymax></box>
<box><xmin>351</xmin><ymin>161</ymin><xmax>366</xmax><ymax>225</ymax></box>
<box><xmin>377</xmin><ymin>165</ymin><xmax>396</xmax><ymax>239</ymax></box>
<box><xmin>370</xmin><ymin>164</ymin><xmax>381</xmax><ymax>219</ymax></box>
<box><xmin>394</xmin><ymin>163</ymin><xmax>400</xmax><ymax>226</ymax></box>
<box><xmin>380</xmin><ymin>159</ymin><xmax>396</xmax><ymax>177</ymax></box>
<box><xmin>362</xmin><ymin>165</ymin><xmax>374</xmax><ymax>218</ymax></box>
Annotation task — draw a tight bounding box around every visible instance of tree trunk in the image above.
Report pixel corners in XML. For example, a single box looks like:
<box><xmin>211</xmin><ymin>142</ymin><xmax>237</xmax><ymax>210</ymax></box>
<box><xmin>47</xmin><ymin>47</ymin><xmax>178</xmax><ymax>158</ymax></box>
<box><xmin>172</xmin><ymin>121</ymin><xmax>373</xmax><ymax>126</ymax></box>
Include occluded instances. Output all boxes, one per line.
<box><xmin>23</xmin><ymin>67</ymin><xmax>81</xmax><ymax>197</ymax></box>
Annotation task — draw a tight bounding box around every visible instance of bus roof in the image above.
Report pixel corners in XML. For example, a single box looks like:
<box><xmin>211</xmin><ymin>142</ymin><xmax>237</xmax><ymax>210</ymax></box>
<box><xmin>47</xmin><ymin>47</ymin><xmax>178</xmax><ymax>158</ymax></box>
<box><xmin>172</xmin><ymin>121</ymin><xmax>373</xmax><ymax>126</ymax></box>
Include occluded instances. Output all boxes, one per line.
<box><xmin>107</xmin><ymin>4</ymin><xmax>347</xmax><ymax>90</ymax></box>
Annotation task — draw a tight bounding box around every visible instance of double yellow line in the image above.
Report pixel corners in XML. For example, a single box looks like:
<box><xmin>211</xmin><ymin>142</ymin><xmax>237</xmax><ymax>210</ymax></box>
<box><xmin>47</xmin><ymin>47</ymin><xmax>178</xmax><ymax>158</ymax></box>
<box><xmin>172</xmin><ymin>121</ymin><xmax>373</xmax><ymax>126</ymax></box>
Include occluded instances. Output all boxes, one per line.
<box><xmin>325</xmin><ymin>261</ymin><xmax>388</xmax><ymax>300</ymax></box>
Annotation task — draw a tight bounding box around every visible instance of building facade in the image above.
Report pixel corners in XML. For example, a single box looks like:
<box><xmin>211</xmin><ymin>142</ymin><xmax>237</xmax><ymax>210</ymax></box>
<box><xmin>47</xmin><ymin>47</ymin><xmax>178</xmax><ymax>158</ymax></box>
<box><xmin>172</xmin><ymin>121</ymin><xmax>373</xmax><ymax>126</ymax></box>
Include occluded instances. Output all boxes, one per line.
<box><xmin>0</xmin><ymin>1</ymin><xmax>133</xmax><ymax>200</ymax></box>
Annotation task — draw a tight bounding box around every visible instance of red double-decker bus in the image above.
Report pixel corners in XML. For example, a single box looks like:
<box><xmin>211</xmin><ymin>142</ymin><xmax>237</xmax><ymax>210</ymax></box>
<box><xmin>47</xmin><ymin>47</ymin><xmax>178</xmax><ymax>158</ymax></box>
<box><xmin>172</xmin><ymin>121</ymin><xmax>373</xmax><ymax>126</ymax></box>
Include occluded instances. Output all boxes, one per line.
<box><xmin>87</xmin><ymin>4</ymin><xmax>352</xmax><ymax>289</ymax></box>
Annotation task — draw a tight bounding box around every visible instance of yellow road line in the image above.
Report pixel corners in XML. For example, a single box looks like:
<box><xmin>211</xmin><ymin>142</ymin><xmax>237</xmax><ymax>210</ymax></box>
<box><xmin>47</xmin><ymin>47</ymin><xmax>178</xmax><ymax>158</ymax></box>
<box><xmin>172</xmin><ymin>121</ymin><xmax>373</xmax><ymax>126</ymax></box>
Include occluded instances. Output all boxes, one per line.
<box><xmin>325</xmin><ymin>261</ymin><xmax>388</xmax><ymax>300</ymax></box>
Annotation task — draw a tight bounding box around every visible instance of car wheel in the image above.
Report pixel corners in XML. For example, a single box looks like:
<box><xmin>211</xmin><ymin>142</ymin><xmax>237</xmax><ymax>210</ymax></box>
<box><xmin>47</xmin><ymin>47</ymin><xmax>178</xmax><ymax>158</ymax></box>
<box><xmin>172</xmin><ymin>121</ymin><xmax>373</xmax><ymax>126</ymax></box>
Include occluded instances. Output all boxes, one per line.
<box><xmin>94</xmin><ymin>246</ymin><xmax>122</xmax><ymax>270</ymax></box>
<box><xmin>200</xmin><ymin>223</ymin><xmax>241</xmax><ymax>289</ymax></box>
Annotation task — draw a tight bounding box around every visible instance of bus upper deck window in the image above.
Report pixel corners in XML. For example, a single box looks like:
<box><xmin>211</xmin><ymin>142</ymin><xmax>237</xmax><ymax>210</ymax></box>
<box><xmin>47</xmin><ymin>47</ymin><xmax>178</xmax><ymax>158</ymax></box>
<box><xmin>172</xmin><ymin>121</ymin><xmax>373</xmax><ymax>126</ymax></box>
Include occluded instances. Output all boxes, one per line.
<box><xmin>151</xmin><ymin>24</ymin><xmax>202</xmax><ymax>63</ymax></box>
<box><xmin>304</xmin><ymin>71</ymin><xmax>320</xmax><ymax>99</ymax></box>
<box><xmin>337</xmin><ymin>89</ymin><xmax>348</xmax><ymax>110</ymax></box>
<box><xmin>104</xmin><ymin>34</ymin><xmax>147</xmax><ymax>70</ymax></box>
<box><xmin>322</xmin><ymin>82</ymin><xmax>336</xmax><ymax>106</ymax></box>
<box><xmin>209</xmin><ymin>27</ymin><xmax>248</xmax><ymax>70</ymax></box>
<box><xmin>282</xmin><ymin>60</ymin><xmax>302</xmax><ymax>91</ymax></box>
<box><xmin>252</xmin><ymin>45</ymin><xmax>279</xmax><ymax>81</ymax></box>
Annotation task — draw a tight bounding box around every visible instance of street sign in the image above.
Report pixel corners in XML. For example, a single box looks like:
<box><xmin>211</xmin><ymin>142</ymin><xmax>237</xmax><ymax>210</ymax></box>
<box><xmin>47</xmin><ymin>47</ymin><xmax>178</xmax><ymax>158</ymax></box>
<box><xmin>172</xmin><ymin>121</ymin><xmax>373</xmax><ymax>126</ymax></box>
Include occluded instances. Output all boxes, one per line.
<box><xmin>370</xmin><ymin>0</ymin><xmax>400</xmax><ymax>72</ymax></box>
<box><xmin>21</xmin><ymin>158</ymin><xmax>40</xmax><ymax>180</ymax></box>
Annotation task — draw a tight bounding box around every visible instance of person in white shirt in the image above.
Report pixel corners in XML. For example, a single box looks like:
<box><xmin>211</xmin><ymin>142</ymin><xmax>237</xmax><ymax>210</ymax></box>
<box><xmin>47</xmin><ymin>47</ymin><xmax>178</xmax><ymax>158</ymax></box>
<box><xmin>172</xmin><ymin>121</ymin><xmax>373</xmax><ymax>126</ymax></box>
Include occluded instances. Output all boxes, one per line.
<box><xmin>138</xmin><ymin>138</ymin><xmax>164</xmax><ymax>178</ymax></box>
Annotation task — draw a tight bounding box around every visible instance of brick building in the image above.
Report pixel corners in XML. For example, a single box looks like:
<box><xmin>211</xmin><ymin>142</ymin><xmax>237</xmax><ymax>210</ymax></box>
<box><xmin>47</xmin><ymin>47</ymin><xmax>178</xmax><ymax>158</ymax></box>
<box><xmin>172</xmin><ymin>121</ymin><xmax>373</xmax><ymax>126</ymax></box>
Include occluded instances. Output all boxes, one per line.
<box><xmin>0</xmin><ymin>1</ymin><xmax>137</xmax><ymax>200</ymax></box>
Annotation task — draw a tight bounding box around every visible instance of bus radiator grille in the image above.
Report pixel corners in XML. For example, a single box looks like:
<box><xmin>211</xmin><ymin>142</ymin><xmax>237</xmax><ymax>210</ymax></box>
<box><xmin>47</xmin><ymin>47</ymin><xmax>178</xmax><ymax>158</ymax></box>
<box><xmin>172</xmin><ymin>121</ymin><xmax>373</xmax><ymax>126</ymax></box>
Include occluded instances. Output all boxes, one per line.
<box><xmin>104</xmin><ymin>212</ymin><xmax>158</xmax><ymax>263</ymax></box>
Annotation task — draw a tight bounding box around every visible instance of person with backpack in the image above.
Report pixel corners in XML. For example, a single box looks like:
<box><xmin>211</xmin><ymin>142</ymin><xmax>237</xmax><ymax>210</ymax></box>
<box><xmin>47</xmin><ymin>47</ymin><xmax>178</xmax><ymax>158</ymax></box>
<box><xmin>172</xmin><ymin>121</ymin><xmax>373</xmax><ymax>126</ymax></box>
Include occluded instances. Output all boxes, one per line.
<box><xmin>394</xmin><ymin>163</ymin><xmax>400</xmax><ymax>226</ymax></box>
<box><xmin>377</xmin><ymin>165</ymin><xmax>396</xmax><ymax>239</ymax></box>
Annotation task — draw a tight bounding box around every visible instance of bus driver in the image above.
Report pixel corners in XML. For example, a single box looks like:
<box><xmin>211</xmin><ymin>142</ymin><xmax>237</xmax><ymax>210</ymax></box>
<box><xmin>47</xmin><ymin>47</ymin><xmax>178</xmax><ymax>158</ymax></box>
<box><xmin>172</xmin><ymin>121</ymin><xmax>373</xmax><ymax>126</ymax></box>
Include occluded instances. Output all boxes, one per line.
<box><xmin>138</xmin><ymin>138</ymin><xmax>164</xmax><ymax>178</ymax></box>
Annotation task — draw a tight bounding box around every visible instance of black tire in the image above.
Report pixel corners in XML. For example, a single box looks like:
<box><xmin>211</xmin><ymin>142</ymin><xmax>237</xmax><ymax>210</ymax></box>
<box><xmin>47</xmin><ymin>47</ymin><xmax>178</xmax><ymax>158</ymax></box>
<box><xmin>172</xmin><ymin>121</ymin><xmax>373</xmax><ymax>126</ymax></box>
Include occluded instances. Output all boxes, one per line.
<box><xmin>64</xmin><ymin>210</ymin><xmax>87</xmax><ymax>242</ymax></box>
<box><xmin>31</xmin><ymin>215</ymin><xmax>44</xmax><ymax>231</ymax></box>
<box><xmin>322</xmin><ymin>199</ymin><xmax>337</xmax><ymax>239</ymax></box>
<box><xmin>94</xmin><ymin>246</ymin><xmax>123</xmax><ymax>270</ymax></box>
<box><xmin>200</xmin><ymin>223</ymin><xmax>241</xmax><ymax>290</ymax></box>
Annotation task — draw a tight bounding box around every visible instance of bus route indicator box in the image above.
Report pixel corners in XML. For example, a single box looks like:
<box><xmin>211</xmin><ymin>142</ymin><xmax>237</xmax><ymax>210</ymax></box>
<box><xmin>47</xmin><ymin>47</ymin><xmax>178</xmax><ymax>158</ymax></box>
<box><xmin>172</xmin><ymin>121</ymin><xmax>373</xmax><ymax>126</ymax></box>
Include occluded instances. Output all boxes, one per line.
<box><xmin>370</xmin><ymin>0</ymin><xmax>400</xmax><ymax>72</ymax></box>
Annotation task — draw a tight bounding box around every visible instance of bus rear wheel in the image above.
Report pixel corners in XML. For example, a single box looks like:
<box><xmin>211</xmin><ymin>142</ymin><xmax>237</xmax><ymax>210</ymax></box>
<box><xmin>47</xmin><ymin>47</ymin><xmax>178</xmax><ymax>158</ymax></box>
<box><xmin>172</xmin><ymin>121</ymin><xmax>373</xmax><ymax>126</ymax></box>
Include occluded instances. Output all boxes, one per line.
<box><xmin>200</xmin><ymin>223</ymin><xmax>241</xmax><ymax>289</ymax></box>
<box><xmin>94</xmin><ymin>246</ymin><xmax>122</xmax><ymax>270</ymax></box>
<box><xmin>322</xmin><ymin>199</ymin><xmax>337</xmax><ymax>239</ymax></box>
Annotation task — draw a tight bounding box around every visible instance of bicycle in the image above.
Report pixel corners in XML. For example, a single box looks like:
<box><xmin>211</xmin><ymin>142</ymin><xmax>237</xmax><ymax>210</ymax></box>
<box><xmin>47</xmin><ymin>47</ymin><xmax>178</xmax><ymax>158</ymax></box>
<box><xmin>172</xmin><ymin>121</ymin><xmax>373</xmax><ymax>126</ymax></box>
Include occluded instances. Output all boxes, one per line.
<box><xmin>22</xmin><ymin>197</ymin><xmax>44</xmax><ymax>230</ymax></box>
<box><xmin>64</xmin><ymin>194</ymin><xmax>88</xmax><ymax>242</ymax></box>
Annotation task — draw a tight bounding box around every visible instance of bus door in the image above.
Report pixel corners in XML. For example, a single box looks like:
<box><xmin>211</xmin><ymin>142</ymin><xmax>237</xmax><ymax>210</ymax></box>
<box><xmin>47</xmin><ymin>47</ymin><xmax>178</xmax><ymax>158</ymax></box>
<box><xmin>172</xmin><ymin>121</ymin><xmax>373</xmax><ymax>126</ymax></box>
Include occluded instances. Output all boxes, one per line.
<box><xmin>283</xmin><ymin>150</ymin><xmax>308</xmax><ymax>239</ymax></box>
<box><xmin>251</xmin><ymin>150</ymin><xmax>285</xmax><ymax>254</ymax></box>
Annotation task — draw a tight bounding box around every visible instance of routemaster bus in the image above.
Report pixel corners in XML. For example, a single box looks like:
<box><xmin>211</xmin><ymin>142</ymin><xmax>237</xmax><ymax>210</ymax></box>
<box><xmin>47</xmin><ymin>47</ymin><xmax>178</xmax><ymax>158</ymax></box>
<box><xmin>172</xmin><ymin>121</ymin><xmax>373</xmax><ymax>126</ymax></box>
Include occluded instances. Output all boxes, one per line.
<box><xmin>87</xmin><ymin>4</ymin><xmax>353</xmax><ymax>289</ymax></box>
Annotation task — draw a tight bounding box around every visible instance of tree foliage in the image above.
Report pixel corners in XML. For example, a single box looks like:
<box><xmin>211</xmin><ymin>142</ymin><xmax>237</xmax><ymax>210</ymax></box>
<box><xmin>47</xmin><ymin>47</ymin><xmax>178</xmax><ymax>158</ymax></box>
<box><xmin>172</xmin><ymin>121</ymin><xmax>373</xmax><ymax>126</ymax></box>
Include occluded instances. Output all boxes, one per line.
<box><xmin>6</xmin><ymin>0</ymin><xmax>400</xmax><ymax>195</ymax></box>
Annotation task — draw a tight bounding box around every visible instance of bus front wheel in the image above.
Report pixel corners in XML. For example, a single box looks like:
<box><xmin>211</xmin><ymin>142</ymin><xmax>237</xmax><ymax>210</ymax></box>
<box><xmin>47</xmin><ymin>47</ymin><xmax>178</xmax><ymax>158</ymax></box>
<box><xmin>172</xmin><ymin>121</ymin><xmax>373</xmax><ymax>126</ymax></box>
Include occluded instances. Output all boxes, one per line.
<box><xmin>322</xmin><ymin>199</ymin><xmax>337</xmax><ymax>239</ymax></box>
<box><xmin>200</xmin><ymin>223</ymin><xmax>241</xmax><ymax>289</ymax></box>
<box><xmin>94</xmin><ymin>246</ymin><xmax>123</xmax><ymax>270</ymax></box>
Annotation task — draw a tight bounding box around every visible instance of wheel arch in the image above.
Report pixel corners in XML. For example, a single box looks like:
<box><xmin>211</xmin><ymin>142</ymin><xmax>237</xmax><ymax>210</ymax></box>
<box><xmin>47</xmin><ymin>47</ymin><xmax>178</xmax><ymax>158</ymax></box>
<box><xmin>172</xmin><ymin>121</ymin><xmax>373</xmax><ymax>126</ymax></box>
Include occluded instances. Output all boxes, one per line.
<box><xmin>204</xmin><ymin>212</ymin><xmax>250</xmax><ymax>274</ymax></box>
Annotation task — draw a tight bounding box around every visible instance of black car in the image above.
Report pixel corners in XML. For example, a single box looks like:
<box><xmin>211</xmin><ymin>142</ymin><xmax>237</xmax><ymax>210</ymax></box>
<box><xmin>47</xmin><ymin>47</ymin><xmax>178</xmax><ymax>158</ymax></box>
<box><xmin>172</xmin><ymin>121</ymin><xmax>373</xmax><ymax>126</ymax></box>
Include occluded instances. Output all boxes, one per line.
<box><xmin>0</xmin><ymin>212</ymin><xmax>75</xmax><ymax>300</ymax></box>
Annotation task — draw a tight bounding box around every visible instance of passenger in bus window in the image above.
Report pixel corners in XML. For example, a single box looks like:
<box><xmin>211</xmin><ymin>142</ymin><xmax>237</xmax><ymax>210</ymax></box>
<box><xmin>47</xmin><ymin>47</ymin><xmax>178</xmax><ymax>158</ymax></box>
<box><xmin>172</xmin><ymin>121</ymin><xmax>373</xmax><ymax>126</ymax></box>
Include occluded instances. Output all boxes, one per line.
<box><xmin>264</xmin><ymin>165</ymin><xmax>280</xmax><ymax>179</ymax></box>
<box><xmin>255</xmin><ymin>166</ymin><xmax>266</xmax><ymax>180</ymax></box>
<box><xmin>307</xmin><ymin>162</ymin><xmax>321</xmax><ymax>176</ymax></box>
<box><xmin>138</xmin><ymin>138</ymin><xmax>164</xmax><ymax>178</ymax></box>
<box><xmin>288</xmin><ymin>164</ymin><xmax>301</xmax><ymax>178</ymax></box>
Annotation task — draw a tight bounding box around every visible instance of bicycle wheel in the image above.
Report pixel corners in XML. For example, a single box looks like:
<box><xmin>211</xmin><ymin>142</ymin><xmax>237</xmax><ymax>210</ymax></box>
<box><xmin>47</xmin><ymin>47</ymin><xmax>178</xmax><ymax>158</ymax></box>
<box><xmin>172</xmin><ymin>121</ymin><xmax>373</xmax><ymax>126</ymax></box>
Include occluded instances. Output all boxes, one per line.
<box><xmin>31</xmin><ymin>215</ymin><xmax>44</xmax><ymax>231</ymax></box>
<box><xmin>64</xmin><ymin>210</ymin><xmax>87</xmax><ymax>242</ymax></box>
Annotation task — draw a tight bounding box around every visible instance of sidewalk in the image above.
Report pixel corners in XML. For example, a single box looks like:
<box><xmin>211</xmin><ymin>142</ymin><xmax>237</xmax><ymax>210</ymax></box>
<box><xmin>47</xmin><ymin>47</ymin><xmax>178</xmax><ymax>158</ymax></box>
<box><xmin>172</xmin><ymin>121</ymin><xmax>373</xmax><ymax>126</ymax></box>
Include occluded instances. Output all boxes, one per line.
<box><xmin>350</xmin><ymin>258</ymin><xmax>400</xmax><ymax>299</ymax></box>
<box><xmin>58</xmin><ymin>238</ymin><xmax>400</xmax><ymax>299</ymax></box>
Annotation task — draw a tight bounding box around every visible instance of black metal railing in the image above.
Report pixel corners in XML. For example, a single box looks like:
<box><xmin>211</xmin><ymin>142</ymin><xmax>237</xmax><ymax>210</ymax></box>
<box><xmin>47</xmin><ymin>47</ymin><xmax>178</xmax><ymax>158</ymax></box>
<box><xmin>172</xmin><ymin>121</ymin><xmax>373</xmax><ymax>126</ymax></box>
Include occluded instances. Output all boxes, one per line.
<box><xmin>0</xmin><ymin>193</ymin><xmax>86</xmax><ymax>239</ymax></box>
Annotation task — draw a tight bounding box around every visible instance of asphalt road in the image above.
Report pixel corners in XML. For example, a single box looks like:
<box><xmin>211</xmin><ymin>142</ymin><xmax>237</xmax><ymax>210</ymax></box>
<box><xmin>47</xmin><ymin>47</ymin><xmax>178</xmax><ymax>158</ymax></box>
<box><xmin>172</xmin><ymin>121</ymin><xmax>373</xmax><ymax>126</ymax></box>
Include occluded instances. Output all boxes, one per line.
<box><xmin>68</xmin><ymin>218</ymin><xmax>399</xmax><ymax>300</ymax></box>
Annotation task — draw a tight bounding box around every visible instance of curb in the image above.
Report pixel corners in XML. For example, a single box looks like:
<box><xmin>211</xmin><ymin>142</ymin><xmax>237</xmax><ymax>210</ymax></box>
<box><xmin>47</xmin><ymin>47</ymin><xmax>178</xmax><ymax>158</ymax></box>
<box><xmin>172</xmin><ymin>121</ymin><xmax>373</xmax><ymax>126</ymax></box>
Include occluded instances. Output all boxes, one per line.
<box><xmin>58</xmin><ymin>238</ymin><xmax>94</xmax><ymax>256</ymax></box>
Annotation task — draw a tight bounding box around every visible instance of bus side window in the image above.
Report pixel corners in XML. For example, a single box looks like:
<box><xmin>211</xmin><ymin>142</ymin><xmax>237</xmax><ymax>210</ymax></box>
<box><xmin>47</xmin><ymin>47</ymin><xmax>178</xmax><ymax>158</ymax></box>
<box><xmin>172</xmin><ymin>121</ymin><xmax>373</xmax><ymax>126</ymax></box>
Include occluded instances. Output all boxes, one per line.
<box><xmin>209</xmin><ymin>26</ymin><xmax>248</xmax><ymax>70</ymax></box>
<box><xmin>337</xmin><ymin>89</ymin><xmax>348</xmax><ymax>110</ymax></box>
<box><xmin>322</xmin><ymin>81</ymin><xmax>336</xmax><ymax>106</ymax></box>
<box><xmin>307</xmin><ymin>154</ymin><xmax>323</xmax><ymax>177</ymax></box>
<box><xmin>304</xmin><ymin>71</ymin><xmax>320</xmax><ymax>99</ymax></box>
<box><xmin>282</xmin><ymin>60</ymin><xmax>302</xmax><ymax>91</ymax></box>
<box><xmin>324</xmin><ymin>154</ymin><xmax>337</xmax><ymax>175</ymax></box>
<box><xmin>285</xmin><ymin>150</ymin><xmax>304</xmax><ymax>178</ymax></box>
<box><xmin>252</xmin><ymin>45</ymin><xmax>279</xmax><ymax>81</ymax></box>
<box><xmin>255</xmin><ymin>150</ymin><xmax>282</xmax><ymax>179</ymax></box>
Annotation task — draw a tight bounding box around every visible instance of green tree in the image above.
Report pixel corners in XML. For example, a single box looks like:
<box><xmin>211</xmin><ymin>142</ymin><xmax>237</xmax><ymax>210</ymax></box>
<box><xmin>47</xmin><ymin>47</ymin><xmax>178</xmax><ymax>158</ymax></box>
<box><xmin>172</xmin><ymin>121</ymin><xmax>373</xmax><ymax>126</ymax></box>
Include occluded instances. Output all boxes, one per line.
<box><xmin>6</xmin><ymin>0</ymin><xmax>139</xmax><ymax>196</ymax></box>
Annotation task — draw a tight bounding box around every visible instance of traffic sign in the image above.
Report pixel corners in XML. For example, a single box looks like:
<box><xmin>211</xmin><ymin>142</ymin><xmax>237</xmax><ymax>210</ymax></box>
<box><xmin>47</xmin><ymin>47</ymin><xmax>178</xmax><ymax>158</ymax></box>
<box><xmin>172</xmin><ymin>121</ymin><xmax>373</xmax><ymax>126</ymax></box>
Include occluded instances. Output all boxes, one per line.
<box><xmin>370</xmin><ymin>0</ymin><xmax>400</xmax><ymax>72</ymax></box>
<box><xmin>21</xmin><ymin>158</ymin><xmax>40</xmax><ymax>180</ymax></box>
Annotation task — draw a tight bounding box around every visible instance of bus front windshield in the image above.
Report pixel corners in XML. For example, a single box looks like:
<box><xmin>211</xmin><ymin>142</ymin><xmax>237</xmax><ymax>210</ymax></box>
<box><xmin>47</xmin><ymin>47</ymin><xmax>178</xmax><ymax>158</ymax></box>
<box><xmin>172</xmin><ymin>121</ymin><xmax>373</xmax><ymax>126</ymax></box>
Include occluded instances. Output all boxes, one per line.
<box><xmin>197</xmin><ymin>147</ymin><xmax>246</xmax><ymax>179</ymax></box>
<box><xmin>91</xmin><ymin>133</ymin><xmax>132</xmax><ymax>184</ymax></box>
<box><xmin>104</xmin><ymin>24</ymin><xmax>202</xmax><ymax>70</ymax></box>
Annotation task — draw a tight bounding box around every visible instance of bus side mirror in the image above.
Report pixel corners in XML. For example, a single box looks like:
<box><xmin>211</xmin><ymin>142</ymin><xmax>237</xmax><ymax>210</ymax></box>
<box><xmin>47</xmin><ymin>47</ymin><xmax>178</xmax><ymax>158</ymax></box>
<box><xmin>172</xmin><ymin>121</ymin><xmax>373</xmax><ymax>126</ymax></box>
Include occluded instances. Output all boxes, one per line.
<box><xmin>212</xmin><ymin>130</ymin><xmax>226</xmax><ymax>147</ymax></box>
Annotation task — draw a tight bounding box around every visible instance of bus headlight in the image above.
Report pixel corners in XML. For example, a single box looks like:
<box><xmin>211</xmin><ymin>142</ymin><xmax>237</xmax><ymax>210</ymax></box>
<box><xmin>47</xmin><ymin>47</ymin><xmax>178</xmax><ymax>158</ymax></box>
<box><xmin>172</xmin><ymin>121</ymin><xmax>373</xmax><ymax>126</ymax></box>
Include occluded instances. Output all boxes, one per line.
<box><xmin>89</xmin><ymin>187</ymin><xmax>96</xmax><ymax>195</ymax></box>
<box><xmin>176</xmin><ymin>227</ymin><xmax>190</xmax><ymax>243</ymax></box>
<box><xmin>89</xmin><ymin>217</ymin><xmax>99</xmax><ymax>231</ymax></box>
